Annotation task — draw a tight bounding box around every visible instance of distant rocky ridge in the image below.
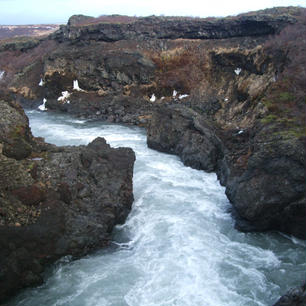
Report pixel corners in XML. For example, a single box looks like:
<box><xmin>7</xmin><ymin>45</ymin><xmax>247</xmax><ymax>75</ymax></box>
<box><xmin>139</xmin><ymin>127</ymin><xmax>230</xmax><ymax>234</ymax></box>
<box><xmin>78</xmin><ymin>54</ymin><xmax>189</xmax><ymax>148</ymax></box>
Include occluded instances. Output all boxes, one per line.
<box><xmin>53</xmin><ymin>10</ymin><xmax>295</xmax><ymax>43</ymax></box>
<box><xmin>0</xmin><ymin>24</ymin><xmax>59</xmax><ymax>40</ymax></box>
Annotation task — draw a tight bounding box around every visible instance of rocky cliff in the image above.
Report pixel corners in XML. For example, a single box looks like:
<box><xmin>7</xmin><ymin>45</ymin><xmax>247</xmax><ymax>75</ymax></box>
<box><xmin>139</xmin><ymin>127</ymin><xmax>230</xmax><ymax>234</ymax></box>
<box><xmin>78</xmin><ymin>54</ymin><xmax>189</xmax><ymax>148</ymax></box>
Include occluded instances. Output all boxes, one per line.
<box><xmin>53</xmin><ymin>12</ymin><xmax>294</xmax><ymax>43</ymax></box>
<box><xmin>0</xmin><ymin>7</ymin><xmax>304</xmax><ymax>239</ymax></box>
<box><xmin>0</xmin><ymin>6</ymin><xmax>305</xmax><ymax>301</ymax></box>
<box><xmin>0</xmin><ymin>98</ymin><xmax>135</xmax><ymax>302</ymax></box>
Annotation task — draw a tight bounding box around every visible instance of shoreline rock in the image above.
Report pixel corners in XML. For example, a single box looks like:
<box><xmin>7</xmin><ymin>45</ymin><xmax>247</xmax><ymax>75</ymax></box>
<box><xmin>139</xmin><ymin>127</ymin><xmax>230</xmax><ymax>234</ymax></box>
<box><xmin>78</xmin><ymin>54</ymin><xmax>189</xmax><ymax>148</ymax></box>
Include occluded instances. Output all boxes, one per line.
<box><xmin>0</xmin><ymin>99</ymin><xmax>135</xmax><ymax>302</ymax></box>
<box><xmin>273</xmin><ymin>283</ymin><xmax>306</xmax><ymax>306</ymax></box>
<box><xmin>147</xmin><ymin>104</ymin><xmax>306</xmax><ymax>239</ymax></box>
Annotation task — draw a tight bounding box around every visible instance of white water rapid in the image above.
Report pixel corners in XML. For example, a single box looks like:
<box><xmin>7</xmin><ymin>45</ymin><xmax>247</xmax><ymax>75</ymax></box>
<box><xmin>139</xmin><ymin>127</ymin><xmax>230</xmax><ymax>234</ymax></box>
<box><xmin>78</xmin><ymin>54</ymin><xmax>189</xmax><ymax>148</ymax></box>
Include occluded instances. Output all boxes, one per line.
<box><xmin>9</xmin><ymin>110</ymin><xmax>306</xmax><ymax>306</ymax></box>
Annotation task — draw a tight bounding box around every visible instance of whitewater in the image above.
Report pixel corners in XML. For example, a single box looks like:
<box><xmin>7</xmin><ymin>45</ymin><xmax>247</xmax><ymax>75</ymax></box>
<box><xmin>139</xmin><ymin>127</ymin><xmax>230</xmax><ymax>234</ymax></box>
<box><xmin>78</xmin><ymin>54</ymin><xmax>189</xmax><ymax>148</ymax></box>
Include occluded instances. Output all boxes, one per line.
<box><xmin>9</xmin><ymin>110</ymin><xmax>306</xmax><ymax>306</ymax></box>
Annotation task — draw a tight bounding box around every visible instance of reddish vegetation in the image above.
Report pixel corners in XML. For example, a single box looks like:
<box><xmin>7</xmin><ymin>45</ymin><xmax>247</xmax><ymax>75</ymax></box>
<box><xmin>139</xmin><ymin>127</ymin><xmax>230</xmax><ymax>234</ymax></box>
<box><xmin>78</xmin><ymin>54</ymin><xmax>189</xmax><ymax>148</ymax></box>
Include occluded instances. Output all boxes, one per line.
<box><xmin>12</xmin><ymin>184</ymin><xmax>46</xmax><ymax>206</ymax></box>
<box><xmin>75</xmin><ymin>15</ymin><xmax>220</xmax><ymax>27</ymax></box>
<box><xmin>76</xmin><ymin>15</ymin><xmax>138</xmax><ymax>26</ymax></box>
<box><xmin>0</xmin><ymin>39</ymin><xmax>57</xmax><ymax>87</ymax></box>
<box><xmin>151</xmin><ymin>46</ymin><xmax>209</xmax><ymax>94</ymax></box>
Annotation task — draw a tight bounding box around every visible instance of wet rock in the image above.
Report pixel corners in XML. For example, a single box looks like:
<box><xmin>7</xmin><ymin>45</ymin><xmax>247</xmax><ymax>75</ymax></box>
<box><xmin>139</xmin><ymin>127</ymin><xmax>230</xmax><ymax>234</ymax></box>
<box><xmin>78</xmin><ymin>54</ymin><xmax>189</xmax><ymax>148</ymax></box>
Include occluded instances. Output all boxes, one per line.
<box><xmin>147</xmin><ymin>104</ymin><xmax>223</xmax><ymax>172</ymax></box>
<box><xmin>225</xmin><ymin>126</ymin><xmax>306</xmax><ymax>239</ymax></box>
<box><xmin>273</xmin><ymin>283</ymin><xmax>306</xmax><ymax>306</ymax></box>
<box><xmin>147</xmin><ymin>103</ymin><xmax>306</xmax><ymax>239</ymax></box>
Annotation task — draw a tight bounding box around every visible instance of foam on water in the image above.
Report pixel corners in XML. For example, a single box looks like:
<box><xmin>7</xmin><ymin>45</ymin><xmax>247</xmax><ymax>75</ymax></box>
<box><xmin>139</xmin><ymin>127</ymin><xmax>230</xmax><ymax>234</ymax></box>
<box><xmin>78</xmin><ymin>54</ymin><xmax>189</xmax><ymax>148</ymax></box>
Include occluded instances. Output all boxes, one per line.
<box><xmin>9</xmin><ymin>110</ymin><xmax>306</xmax><ymax>306</ymax></box>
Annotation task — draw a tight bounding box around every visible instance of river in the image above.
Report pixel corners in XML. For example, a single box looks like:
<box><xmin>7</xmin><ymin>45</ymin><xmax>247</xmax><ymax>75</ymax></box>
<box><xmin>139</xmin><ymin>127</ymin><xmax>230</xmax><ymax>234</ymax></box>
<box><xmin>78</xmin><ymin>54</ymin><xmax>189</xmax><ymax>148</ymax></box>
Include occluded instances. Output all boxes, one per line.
<box><xmin>9</xmin><ymin>110</ymin><xmax>306</xmax><ymax>306</ymax></box>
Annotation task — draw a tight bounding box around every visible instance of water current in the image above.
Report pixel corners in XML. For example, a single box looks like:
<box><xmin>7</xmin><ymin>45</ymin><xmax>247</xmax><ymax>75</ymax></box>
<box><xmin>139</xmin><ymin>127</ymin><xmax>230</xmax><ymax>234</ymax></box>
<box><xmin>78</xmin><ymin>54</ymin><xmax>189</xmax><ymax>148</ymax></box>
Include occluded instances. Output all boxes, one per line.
<box><xmin>9</xmin><ymin>110</ymin><xmax>306</xmax><ymax>306</ymax></box>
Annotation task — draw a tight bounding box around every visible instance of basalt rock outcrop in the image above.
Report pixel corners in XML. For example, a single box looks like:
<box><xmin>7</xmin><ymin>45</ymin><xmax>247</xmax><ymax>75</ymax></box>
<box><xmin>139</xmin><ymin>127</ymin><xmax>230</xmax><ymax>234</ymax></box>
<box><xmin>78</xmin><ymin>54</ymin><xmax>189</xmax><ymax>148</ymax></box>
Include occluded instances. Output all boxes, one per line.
<box><xmin>53</xmin><ymin>11</ymin><xmax>295</xmax><ymax>43</ymax></box>
<box><xmin>147</xmin><ymin>104</ymin><xmax>306</xmax><ymax>239</ymax></box>
<box><xmin>147</xmin><ymin>104</ymin><xmax>224</xmax><ymax>172</ymax></box>
<box><xmin>147</xmin><ymin>33</ymin><xmax>306</xmax><ymax>239</ymax></box>
<box><xmin>0</xmin><ymin>98</ymin><xmax>135</xmax><ymax>302</ymax></box>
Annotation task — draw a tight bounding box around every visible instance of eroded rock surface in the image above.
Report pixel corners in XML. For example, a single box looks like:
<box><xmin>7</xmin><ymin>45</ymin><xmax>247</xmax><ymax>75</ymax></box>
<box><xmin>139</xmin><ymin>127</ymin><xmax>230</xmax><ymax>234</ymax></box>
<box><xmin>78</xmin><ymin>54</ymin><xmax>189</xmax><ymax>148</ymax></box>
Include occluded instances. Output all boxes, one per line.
<box><xmin>0</xmin><ymin>99</ymin><xmax>135</xmax><ymax>302</ymax></box>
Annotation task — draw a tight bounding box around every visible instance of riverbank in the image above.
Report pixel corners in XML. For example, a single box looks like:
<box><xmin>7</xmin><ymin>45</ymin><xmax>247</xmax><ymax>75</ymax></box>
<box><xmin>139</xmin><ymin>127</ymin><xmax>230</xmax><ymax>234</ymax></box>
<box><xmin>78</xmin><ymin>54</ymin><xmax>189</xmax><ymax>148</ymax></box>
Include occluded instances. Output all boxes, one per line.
<box><xmin>1</xmin><ymin>7</ymin><xmax>304</xmax><ymax>239</ymax></box>
<box><xmin>7</xmin><ymin>109</ymin><xmax>306</xmax><ymax>306</ymax></box>
<box><xmin>0</xmin><ymin>99</ymin><xmax>135</xmax><ymax>302</ymax></box>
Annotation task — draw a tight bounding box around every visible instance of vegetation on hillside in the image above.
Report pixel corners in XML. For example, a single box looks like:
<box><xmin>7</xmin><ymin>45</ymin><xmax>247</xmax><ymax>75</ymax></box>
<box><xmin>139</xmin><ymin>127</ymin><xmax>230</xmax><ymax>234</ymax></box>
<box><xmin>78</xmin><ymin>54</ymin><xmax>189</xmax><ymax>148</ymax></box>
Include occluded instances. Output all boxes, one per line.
<box><xmin>150</xmin><ymin>46</ymin><xmax>209</xmax><ymax>95</ymax></box>
<box><xmin>262</xmin><ymin>12</ymin><xmax>306</xmax><ymax>137</ymax></box>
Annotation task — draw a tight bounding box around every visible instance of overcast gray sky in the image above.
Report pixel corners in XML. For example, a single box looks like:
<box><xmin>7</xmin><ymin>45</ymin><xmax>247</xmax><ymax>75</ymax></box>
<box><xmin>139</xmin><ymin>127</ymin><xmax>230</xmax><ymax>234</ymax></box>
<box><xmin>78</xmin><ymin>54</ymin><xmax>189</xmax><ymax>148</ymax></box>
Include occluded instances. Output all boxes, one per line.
<box><xmin>0</xmin><ymin>0</ymin><xmax>305</xmax><ymax>25</ymax></box>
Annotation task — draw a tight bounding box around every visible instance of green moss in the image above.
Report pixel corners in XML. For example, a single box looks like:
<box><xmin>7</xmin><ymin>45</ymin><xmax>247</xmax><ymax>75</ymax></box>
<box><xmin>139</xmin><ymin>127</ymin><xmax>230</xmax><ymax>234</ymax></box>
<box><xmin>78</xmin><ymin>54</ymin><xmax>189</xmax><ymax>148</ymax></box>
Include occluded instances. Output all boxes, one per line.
<box><xmin>261</xmin><ymin>114</ymin><xmax>278</xmax><ymax>123</ymax></box>
<box><xmin>10</xmin><ymin>125</ymin><xmax>25</xmax><ymax>139</ymax></box>
<box><xmin>262</xmin><ymin>99</ymin><xmax>273</xmax><ymax>108</ymax></box>
<box><xmin>28</xmin><ymin>162</ymin><xmax>35</xmax><ymax>170</ymax></box>
<box><xmin>273</xmin><ymin>126</ymin><xmax>306</xmax><ymax>139</ymax></box>
<box><xmin>279</xmin><ymin>91</ymin><xmax>295</xmax><ymax>102</ymax></box>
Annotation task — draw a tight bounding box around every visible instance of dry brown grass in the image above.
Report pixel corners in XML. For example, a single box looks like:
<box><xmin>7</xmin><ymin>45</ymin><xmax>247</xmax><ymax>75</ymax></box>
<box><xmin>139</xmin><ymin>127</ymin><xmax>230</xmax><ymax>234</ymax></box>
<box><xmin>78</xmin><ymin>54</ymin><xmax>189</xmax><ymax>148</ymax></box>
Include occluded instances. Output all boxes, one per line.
<box><xmin>150</xmin><ymin>45</ymin><xmax>209</xmax><ymax>94</ymax></box>
<box><xmin>77</xmin><ymin>15</ymin><xmax>138</xmax><ymax>26</ymax></box>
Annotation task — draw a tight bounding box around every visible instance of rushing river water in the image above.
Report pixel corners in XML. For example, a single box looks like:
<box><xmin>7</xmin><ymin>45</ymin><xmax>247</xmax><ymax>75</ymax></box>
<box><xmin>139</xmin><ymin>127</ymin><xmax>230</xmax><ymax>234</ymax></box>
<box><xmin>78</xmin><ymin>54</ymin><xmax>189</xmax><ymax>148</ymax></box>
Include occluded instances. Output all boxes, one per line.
<box><xmin>9</xmin><ymin>110</ymin><xmax>305</xmax><ymax>306</ymax></box>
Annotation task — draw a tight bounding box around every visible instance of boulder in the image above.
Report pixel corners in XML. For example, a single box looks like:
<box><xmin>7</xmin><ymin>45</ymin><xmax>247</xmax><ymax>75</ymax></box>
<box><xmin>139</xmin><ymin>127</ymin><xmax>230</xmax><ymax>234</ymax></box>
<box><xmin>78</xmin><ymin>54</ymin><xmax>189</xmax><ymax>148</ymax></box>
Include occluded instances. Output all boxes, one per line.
<box><xmin>226</xmin><ymin>126</ymin><xmax>306</xmax><ymax>239</ymax></box>
<box><xmin>273</xmin><ymin>283</ymin><xmax>306</xmax><ymax>306</ymax></box>
<box><xmin>147</xmin><ymin>104</ymin><xmax>223</xmax><ymax>172</ymax></box>
<box><xmin>0</xmin><ymin>99</ymin><xmax>33</xmax><ymax>160</ymax></box>
<box><xmin>0</xmin><ymin>99</ymin><xmax>135</xmax><ymax>302</ymax></box>
<box><xmin>147</xmin><ymin>104</ymin><xmax>306</xmax><ymax>239</ymax></box>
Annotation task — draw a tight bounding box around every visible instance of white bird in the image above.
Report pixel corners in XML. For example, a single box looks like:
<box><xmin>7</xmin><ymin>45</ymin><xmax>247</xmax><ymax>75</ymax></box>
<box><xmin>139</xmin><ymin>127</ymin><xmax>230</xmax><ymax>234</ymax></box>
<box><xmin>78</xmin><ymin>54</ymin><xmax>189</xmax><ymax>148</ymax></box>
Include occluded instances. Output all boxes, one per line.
<box><xmin>179</xmin><ymin>94</ymin><xmax>189</xmax><ymax>100</ymax></box>
<box><xmin>150</xmin><ymin>94</ymin><xmax>156</xmax><ymax>102</ymax></box>
<box><xmin>58</xmin><ymin>91</ymin><xmax>71</xmax><ymax>102</ymax></box>
<box><xmin>234</xmin><ymin>68</ymin><xmax>242</xmax><ymax>75</ymax></box>
<box><xmin>38</xmin><ymin>78</ymin><xmax>44</xmax><ymax>86</ymax></box>
<box><xmin>73</xmin><ymin>80</ymin><xmax>84</xmax><ymax>91</ymax></box>
<box><xmin>38</xmin><ymin>98</ymin><xmax>47</xmax><ymax>111</ymax></box>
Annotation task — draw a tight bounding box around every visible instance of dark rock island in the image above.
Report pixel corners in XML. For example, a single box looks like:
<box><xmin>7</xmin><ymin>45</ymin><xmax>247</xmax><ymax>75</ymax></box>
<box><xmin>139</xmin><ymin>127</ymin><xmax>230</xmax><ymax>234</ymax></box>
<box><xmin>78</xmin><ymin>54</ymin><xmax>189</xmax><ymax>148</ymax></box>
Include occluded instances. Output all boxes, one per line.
<box><xmin>0</xmin><ymin>6</ymin><xmax>305</xmax><ymax>304</ymax></box>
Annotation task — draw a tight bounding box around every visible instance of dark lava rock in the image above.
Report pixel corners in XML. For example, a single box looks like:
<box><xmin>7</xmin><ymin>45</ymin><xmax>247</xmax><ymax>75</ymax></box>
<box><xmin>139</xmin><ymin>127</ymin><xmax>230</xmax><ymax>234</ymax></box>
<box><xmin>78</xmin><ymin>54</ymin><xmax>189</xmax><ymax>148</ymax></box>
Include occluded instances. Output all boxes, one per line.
<box><xmin>272</xmin><ymin>283</ymin><xmax>306</xmax><ymax>306</ymax></box>
<box><xmin>147</xmin><ymin>104</ymin><xmax>223</xmax><ymax>172</ymax></box>
<box><xmin>147</xmin><ymin>104</ymin><xmax>306</xmax><ymax>239</ymax></box>
<box><xmin>0</xmin><ymin>99</ymin><xmax>135</xmax><ymax>302</ymax></box>
<box><xmin>224</xmin><ymin>122</ymin><xmax>306</xmax><ymax>239</ymax></box>
<box><xmin>45</xmin><ymin>92</ymin><xmax>153</xmax><ymax>125</ymax></box>
<box><xmin>41</xmin><ymin>47</ymin><xmax>155</xmax><ymax>98</ymax></box>
<box><xmin>54</xmin><ymin>12</ymin><xmax>295</xmax><ymax>44</ymax></box>
<box><xmin>0</xmin><ymin>99</ymin><xmax>33</xmax><ymax>160</ymax></box>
